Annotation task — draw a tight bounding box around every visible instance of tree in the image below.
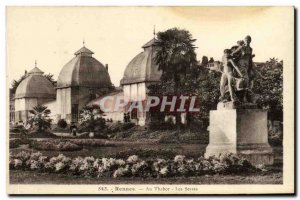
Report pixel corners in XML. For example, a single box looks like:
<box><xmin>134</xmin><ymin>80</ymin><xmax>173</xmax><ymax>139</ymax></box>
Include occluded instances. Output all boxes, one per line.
<box><xmin>252</xmin><ymin>58</ymin><xmax>283</xmax><ymax>121</ymax></box>
<box><xmin>11</xmin><ymin>73</ymin><xmax>27</xmax><ymax>93</ymax></box>
<box><xmin>44</xmin><ymin>73</ymin><xmax>57</xmax><ymax>86</ymax></box>
<box><xmin>79</xmin><ymin>105</ymin><xmax>106</xmax><ymax>133</ymax></box>
<box><xmin>28</xmin><ymin>104</ymin><xmax>52</xmax><ymax>132</ymax></box>
<box><xmin>201</xmin><ymin>56</ymin><xmax>208</xmax><ymax>66</ymax></box>
<box><xmin>57</xmin><ymin>119</ymin><xmax>68</xmax><ymax>129</ymax></box>
<box><xmin>153</xmin><ymin>28</ymin><xmax>198</xmax><ymax>125</ymax></box>
<box><xmin>148</xmin><ymin>63</ymin><xmax>220</xmax><ymax>129</ymax></box>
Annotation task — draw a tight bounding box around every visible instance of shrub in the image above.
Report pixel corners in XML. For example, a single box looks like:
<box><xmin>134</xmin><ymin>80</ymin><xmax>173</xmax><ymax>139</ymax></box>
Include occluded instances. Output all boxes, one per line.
<box><xmin>9</xmin><ymin>138</ymin><xmax>31</xmax><ymax>149</ymax></box>
<box><xmin>30</xmin><ymin>140</ymin><xmax>82</xmax><ymax>151</ymax></box>
<box><xmin>149</xmin><ymin>120</ymin><xmax>176</xmax><ymax>130</ymax></box>
<box><xmin>57</xmin><ymin>119</ymin><xmax>68</xmax><ymax>129</ymax></box>
<box><xmin>106</xmin><ymin>122</ymin><xmax>136</xmax><ymax>134</ymax></box>
<box><xmin>268</xmin><ymin>129</ymin><xmax>283</xmax><ymax>146</ymax></box>
<box><xmin>27</xmin><ymin>104</ymin><xmax>52</xmax><ymax>132</ymax></box>
<box><xmin>9</xmin><ymin>139</ymin><xmax>22</xmax><ymax>148</ymax></box>
<box><xmin>79</xmin><ymin>106</ymin><xmax>106</xmax><ymax>133</ymax></box>
<box><xmin>121</xmin><ymin>122</ymin><xmax>135</xmax><ymax>131</ymax></box>
<box><xmin>71</xmin><ymin>139</ymin><xmax>115</xmax><ymax>147</ymax></box>
<box><xmin>10</xmin><ymin>125</ymin><xmax>28</xmax><ymax>135</ymax></box>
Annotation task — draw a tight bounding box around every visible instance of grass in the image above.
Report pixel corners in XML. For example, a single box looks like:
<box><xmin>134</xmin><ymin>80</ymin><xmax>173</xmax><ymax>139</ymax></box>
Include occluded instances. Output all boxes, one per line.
<box><xmin>9</xmin><ymin>141</ymin><xmax>208</xmax><ymax>160</ymax></box>
<box><xmin>9</xmin><ymin>170</ymin><xmax>283</xmax><ymax>184</ymax></box>
<box><xmin>8</xmin><ymin>128</ymin><xmax>283</xmax><ymax>185</ymax></box>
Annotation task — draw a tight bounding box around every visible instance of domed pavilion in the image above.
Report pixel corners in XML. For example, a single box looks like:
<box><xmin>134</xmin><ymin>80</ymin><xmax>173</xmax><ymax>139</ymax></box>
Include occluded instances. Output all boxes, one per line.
<box><xmin>14</xmin><ymin>63</ymin><xmax>56</xmax><ymax>123</ymax></box>
<box><xmin>56</xmin><ymin>45</ymin><xmax>113</xmax><ymax>123</ymax></box>
<box><xmin>120</xmin><ymin>37</ymin><xmax>162</xmax><ymax>126</ymax></box>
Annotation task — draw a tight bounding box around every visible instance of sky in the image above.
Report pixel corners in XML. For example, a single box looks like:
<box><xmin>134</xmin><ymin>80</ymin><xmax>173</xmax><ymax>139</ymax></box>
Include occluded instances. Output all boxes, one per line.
<box><xmin>7</xmin><ymin>6</ymin><xmax>294</xmax><ymax>87</ymax></box>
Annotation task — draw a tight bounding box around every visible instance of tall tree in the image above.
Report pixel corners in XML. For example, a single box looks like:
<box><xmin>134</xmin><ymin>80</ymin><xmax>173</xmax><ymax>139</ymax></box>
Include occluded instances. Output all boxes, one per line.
<box><xmin>155</xmin><ymin>28</ymin><xmax>197</xmax><ymax>92</ymax></box>
<box><xmin>154</xmin><ymin>28</ymin><xmax>198</xmax><ymax>125</ymax></box>
<box><xmin>252</xmin><ymin>58</ymin><xmax>283</xmax><ymax>121</ymax></box>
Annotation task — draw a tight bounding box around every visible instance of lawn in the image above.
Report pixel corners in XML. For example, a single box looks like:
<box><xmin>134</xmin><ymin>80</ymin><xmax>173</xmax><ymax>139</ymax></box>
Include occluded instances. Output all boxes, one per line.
<box><xmin>9</xmin><ymin>127</ymin><xmax>282</xmax><ymax>184</ymax></box>
<box><xmin>10</xmin><ymin>170</ymin><xmax>282</xmax><ymax>185</ymax></box>
<box><xmin>9</xmin><ymin>130</ymin><xmax>283</xmax><ymax>185</ymax></box>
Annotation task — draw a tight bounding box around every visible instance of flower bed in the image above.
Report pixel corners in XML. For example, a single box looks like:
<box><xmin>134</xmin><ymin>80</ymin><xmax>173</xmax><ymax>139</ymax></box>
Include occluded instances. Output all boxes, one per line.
<box><xmin>10</xmin><ymin>151</ymin><xmax>259</xmax><ymax>178</ymax></box>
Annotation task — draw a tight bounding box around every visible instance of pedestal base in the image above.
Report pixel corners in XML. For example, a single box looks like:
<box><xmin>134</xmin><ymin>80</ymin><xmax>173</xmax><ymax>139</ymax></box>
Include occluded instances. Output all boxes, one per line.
<box><xmin>205</xmin><ymin>109</ymin><xmax>274</xmax><ymax>165</ymax></box>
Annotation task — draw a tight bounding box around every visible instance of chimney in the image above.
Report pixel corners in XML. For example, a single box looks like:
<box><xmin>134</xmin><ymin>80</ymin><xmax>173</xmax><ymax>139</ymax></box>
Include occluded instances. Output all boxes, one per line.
<box><xmin>105</xmin><ymin>64</ymin><xmax>108</xmax><ymax>71</ymax></box>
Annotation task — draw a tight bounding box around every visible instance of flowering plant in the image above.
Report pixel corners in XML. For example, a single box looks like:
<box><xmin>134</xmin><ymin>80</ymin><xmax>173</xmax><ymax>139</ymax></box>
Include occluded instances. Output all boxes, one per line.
<box><xmin>9</xmin><ymin>151</ymin><xmax>258</xmax><ymax>178</ymax></box>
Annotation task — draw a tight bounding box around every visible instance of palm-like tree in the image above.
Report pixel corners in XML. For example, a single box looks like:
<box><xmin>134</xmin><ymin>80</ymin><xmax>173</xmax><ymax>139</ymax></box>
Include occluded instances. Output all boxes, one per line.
<box><xmin>154</xmin><ymin>28</ymin><xmax>198</xmax><ymax>124</ymax></box>
<box><xmin>155</xmin><ymin>28</ymin><xmax>197</xmax><ymax>89</ymax></box>
<box><xmin>28</xmin><ymin>104</ymin><xmax>52</xmax><ymax>132</ymax></box>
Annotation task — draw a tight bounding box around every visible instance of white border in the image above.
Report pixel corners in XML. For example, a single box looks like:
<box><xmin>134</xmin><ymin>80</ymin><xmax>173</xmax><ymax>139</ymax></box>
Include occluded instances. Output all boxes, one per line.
<box><xmin>1</xmin><ymin>1</ymin><xmax>298</xmax><ymax>199</ymax></box>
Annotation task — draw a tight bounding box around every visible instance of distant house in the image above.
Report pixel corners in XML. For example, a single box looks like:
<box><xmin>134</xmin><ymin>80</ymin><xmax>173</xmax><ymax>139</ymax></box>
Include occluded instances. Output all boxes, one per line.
<box><xmin>206</xmin><ymin>61</ymin><xmax>222</xmax><ymax>72</ymax></box>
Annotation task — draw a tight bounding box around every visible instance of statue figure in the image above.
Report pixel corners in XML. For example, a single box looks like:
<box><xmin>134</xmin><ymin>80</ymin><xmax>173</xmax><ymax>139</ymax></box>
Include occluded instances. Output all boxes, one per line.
<box><xmin>219</xmin><ymin>49</ymin><xmax>243</xmax><ymax>103</ymax></box>
<box><xmin>219</xmin><ymin>35</ymin><xmax>265</xmax><ymax>105</ymax></box>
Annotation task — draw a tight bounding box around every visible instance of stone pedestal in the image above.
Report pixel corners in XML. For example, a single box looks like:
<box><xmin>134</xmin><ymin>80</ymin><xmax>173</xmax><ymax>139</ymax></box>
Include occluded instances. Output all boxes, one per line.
<box><xmin>205</xmin><ymin>108</ymin><xmax>274</xmax><ymax>165</ymax></box>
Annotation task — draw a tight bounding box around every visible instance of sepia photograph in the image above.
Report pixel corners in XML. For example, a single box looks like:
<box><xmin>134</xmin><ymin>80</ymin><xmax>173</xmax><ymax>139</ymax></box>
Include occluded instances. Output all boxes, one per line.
<box><xmin>6</xmin><ymin>6</ymin><xmax>294</xmax><ymax>195</ymax></box>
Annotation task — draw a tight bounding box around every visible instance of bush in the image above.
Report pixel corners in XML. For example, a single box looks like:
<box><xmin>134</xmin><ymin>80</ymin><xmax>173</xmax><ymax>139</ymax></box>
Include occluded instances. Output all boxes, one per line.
<box><xmin>10</xmin><ymin>125</ymin><xmax>28</xmax><ymax>135</ymax></box>
<box><xmin>111</xmin><ymin>148</ymin><xmax>177</xmax><ymax>159</ymax></box>
<box><xmin>268</xmin><ymin>129</ymin><xmax>283</xmax><ymax>146</ymax></box>
<box><xmin>9</xmin><ymin>139</ymin><xmax>31</xmax><ymax>149</ymax></box>
<box><xmin>30</xmin><ymin>140</ymin><xmax>82</xmax><ymax>151</ymax></box>
<box><xmin>10</xmin><ymin>151</ymin><xmax>259</xmax><ymax>178</ymax></box>
<box><xmin>57</xmin><ymin>119</ymin><xmax>68</xmax><ymax>129</ymax></box>
<box><xmin>121</xmin><ymin>122</ymin><xmax>135</xmax><ymax>131</ymax></box>
<box><xmin>71</xmin><ymin>139</ymin><xmax>115</xmax><ymax>147</ymax></box>
<box><xmin>106</xmin><ymin>122</ymin><xmax>135</xmax><ymax>134</ymax></box>
<box><xmin>9</xmin><ymin>139</ymin><xmax>22</xmax><ymax>148</ymax></box>
<box><xmin>149</xmin><ymin>120</ymin><xmax>176</xmax><ymax>131</ymax></box>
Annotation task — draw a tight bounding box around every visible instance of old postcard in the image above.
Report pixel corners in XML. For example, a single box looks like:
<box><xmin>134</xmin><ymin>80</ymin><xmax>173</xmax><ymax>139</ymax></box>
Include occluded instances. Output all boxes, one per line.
<box><xmin>6</xmin><ymin>6</ymin><xmax>294</xmax><ymax>195</ymax></box>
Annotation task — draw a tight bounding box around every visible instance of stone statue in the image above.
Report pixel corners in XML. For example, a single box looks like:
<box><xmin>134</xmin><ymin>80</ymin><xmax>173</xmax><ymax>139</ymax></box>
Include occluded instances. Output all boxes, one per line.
<box><xmin>219</xmin><ymin>35</ymin><xmax>264</xmax><ymax>106</ymax></box>
<box><xmin>207</xmin><ymin>36</ymin><xmax>274</xmax><ymax>165</ymax></box>
<box><xmin>219</xmin><ymin>49</ymin><xmax>243</xmax><ymax>103</ymax></box>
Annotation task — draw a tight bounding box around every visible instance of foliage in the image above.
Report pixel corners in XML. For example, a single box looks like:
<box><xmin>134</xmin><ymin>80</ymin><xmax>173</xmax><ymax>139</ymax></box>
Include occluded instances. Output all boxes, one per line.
<box><xmin>268</xmin><ymin>129</ymin><xmax>283</xmax><ymax>146</ymax></box>
<box><xmin>57</xmin><ymin>119</ymin><xmax>68</xmax><ymax>129</ymax></box>
<box><xmin>252</xmin><ymin>58</ymin><xmax>283</xmax><ymax>121</ymax></box>
<box><xmin>10</xmin><ymin>151</ymin><xmax>259</xmax><ymax>178</ymax></box>
<box><xmin>28</xmin><ymin>104</ymin><xmax>52</xmax><ymax>132</ymax></box>
<box><xmin>79</xmin><ymin>105</ymin><xmax>106</xmax><ymax>133</ymax></box>
<box><xmin>10</xmin><ymin>124</ymin><xmax>28</xmax><ymax>135</ymax></box>
<box><xmin>149</xmin><ymin>119</ymin><xmax>176</xmax><ymax>130</ymax></box>
<box><xmin>200</xmin><ymin>56</ymin><xmax>208</xmax><ymax>66</ymax></box>
<box><xmin>149</xmin><ymin>57</ymin><xmax>283</xmax><ymax>129</ymax></box>
<box><xmin>111</xmin><ymin>148</ymin><xmax>178</xmax><ymax>160</ymax></box>
<box><xmin>9</xmin><ymin>138</ymin><xmax>32</xmax><ymax>149</ymax></box>
<box><xmin>149</xmin><ymin>64</ymin><xmax>220</xmax><ymax>128</ymax></box>
<box><xmin>30</xmin><ymin>140</ymin><xmax>82</xmax><ymax>151</ymax></box>
<box><xmin>153</xmin><ymin>28</ymin><xmax>198</xmax><ymax>125</ymax></box>
<box><xmin>71</xmin><ymin>139</ymin><xmax>115</xmax><ymax>147</ymax></box>
<box><xmin>155</xmin><ymin>28</ymin><xmax>197</xmax><ymax>77</ymax></box>
<box><xmin>10</xmin><ymin>73</ymin><xmax>27</xmax><ymax>93</ymax></box>
<box><xmin>43</xmin><ymin>73</ymin><xmax>57</xmax><ymax>86</ymax></box>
